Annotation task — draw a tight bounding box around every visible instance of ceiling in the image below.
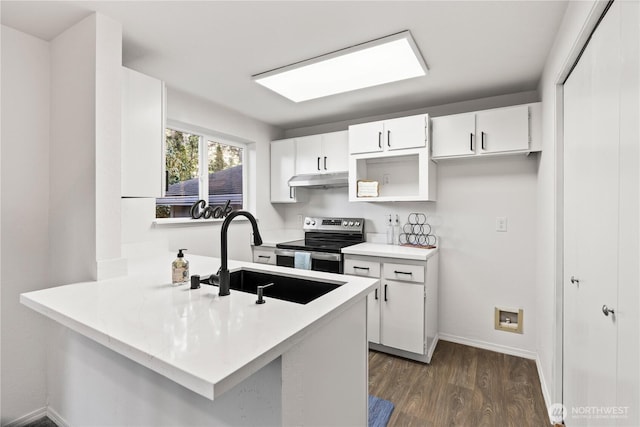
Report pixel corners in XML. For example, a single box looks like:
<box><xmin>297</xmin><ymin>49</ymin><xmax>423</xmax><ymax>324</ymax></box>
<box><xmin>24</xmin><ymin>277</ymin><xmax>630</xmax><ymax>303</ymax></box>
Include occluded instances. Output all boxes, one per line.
<box><xmin>1</xmin><ymin>1</ymin><xmax>568</xmax><ymax>130</ymax></box>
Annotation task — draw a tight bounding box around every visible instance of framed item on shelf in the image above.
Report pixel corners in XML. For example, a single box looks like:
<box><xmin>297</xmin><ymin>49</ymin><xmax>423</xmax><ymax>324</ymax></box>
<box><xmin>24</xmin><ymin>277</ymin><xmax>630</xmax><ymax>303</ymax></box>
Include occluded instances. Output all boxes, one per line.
<box><xmin>356</xmin><ymin>180</ymin><xmax>379</xmax><ymax>197</ymax></box>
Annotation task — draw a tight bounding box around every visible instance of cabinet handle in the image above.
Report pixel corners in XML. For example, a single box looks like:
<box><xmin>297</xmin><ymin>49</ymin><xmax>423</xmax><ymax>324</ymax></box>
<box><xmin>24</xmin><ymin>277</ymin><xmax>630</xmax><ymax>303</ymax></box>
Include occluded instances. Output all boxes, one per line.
<box><xmin>378</xmin><ymin>132</ymin><xmax>382</xmax><ymax>148</ymax></box>
<box><xmin>374</xmin><ymin>288</ymin><xmax>378</xmax><ymax>300</ymax></box>
<box><xmin>165</xmin><ymin>170</ymin><xmax>169</xmax><ymax>193</ymax></box>
<box><xmin>481</xmin><ymin>131</ymin><xmax>486</xmax><ymax>150</ymax></box>
<box><xmin>387</xmin><ymin>130</ymin><xmax>391</xmax><ymax>147</ymax></box>
<box><xmin>317</xmin><ymin>157</ymin><xmax>321</xmax><ymax>170</ymax></box>
<box><xmin>384</xmin><ymin>284</ymin><xmax>388</xmax><ymax>301</ymax></box>
<box><xmin>289</xmin><ymin>186</ymin><xmax>295</xmax><ymax>199</ymax></box>
<box><xmin>257</xmin><ymin>255</ymin><xmax>271</xmax><ymax>259</ymax></box>
<box><xmin>394</xmin><ymin>270</ymin><xmax>413</xmax><ymax>276</ymax></box>
<box><xmin>470</xmin><ymin>133</ymin><xmax>474</xmax><ymax>151</ymax></box>
<box><xmin>353</xmin><ymin>266</ymin><xmax>370</xmax><ymax>271</ymax></box>
<box><xmin>323</xmin><ymin>156</ymin><xmax>327</xmax><ymax>170</ymax></box>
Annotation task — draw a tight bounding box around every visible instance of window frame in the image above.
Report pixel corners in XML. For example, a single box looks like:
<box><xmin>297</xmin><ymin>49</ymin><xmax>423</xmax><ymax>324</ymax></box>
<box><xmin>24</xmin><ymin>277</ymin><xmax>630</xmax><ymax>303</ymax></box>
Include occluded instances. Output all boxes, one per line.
<box><xmin>157</xmin><ymin>120</ymin><xmax>248</xmax><ymax>221</ymax></box>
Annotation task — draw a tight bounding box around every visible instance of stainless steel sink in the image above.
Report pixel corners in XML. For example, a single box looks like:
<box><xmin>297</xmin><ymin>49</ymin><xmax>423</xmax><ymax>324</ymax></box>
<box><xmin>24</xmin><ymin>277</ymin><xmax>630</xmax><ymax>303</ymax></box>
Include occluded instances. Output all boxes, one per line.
<box><xmin>228</xmin><ymin>269</ymin><xmax>343</xmax><ymax>304</ymax></box>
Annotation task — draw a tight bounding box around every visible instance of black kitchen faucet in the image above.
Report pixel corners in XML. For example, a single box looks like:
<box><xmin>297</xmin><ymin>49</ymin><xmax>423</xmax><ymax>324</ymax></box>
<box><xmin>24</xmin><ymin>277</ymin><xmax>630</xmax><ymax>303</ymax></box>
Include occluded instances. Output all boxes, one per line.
<box><xmin>190</xmin><ymin>210</ymin><xmax>263</xmax><ymax>296</ymax></box>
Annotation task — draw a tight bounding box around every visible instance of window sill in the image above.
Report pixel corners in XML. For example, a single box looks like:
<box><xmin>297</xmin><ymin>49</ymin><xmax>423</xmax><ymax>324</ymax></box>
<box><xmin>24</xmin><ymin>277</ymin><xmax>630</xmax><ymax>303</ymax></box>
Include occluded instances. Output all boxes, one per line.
<box><xmin>153</xmin><ymin>217</ymin><xmax>249</xmax><ymax>227</ymax></box>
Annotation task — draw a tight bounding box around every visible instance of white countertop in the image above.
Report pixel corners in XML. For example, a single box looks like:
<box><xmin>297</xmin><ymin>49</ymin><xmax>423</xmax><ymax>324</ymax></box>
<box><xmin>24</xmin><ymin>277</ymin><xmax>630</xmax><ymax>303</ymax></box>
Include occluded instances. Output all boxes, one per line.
<box><xmin>20</xmin><ymin>253</ymin><xmax>377</xmax><ymax>400</ymax></box>
<box><xmin>342</xmin><ymin>242</ymin><xmax>439</xmax><ymax>261</ymax></box>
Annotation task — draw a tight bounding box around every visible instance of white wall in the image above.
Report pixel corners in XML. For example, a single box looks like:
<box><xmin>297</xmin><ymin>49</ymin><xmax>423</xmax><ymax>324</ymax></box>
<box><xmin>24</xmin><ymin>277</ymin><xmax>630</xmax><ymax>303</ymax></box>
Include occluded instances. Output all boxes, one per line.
<box><xmin>536</xmin><ymin>0</ymin><xmax>605</xmax><ymax>408</ymax></box>
<box><xmin>49</xmin><ymin>13</ymin><xmax>125</xmax><ymax>285</ymax></box>
<box><xmin>121</xmin><ymin>88</ymin><xmax>284</xmax><ymax>262</ymax></box>
<box><xmin>279</xmin><ymin>92</ymin><xmax>541</xmax><ymax>357</ymax></box>
<box><xmin>1</xmin><ymin>24</ymin><xmax>50</xmax><ymax>424</ymax></box>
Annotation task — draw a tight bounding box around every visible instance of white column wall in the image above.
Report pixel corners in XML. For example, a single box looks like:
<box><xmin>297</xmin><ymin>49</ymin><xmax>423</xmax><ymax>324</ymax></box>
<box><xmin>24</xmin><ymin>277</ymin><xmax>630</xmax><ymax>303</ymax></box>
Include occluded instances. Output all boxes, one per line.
<box><xmin>0</xmin><ymin>25</ymin><xmax>50</xmax><ymax>424</ymax></box>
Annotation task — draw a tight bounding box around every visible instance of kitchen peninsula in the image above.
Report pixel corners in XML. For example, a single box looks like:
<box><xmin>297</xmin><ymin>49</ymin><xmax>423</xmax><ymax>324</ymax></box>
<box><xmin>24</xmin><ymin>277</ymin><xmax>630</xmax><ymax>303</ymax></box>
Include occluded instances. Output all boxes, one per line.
<box><xmin>21</xmin><ymin>253</ymin><xmax>378</xmax><ymax>426</ymax></box>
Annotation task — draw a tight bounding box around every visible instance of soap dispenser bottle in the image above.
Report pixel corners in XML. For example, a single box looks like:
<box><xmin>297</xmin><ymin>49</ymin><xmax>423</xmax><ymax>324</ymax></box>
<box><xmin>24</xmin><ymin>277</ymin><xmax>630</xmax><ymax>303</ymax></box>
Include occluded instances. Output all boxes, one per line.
<box><xmin>394</xmin><ymin>214</ymin><xmax>401</xmax><ymax>245</ymax></box>
<box><xmin>386</xmin><ymin>214</ymin><xmax>394</xmax><ymax>245</ymax></box>
<box><xmin>172</xmin><ymin>249</ymin><xmax>189</xmax><ymax>285</ymax></box>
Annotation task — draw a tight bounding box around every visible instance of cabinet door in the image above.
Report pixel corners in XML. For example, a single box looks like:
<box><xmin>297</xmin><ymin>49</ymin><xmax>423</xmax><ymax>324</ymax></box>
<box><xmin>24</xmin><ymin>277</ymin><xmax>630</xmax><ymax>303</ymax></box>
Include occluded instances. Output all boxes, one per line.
<box><xmin>431</xmin><ymin>113</ymin><xmax>476</xmax><ymax>158</ymax></box>
<box><xmin>295</xmin><ymin>135</ymin><xmax>324</xmax><ymax>174</ymax></box>
<box><xmin>349</xmin><ymin>121</ymin><xmax>384</xmax><ymax>154</ymax></box>
<box><xmin>380</xmin><ymin>281</ymin><xmax>424</xmax><ymax>354</ymax></box>
<box><xmin>476</xmin><ymin>105</ymin><xmax>529</xmax><ymax>154</ymax></box>
<box><xmin>367</xmin><ymin>286</ymin><xmax>381</xmax><ymax>344</ymax></box>
<box><xmin>270</xmin><ymin>139</ymin><xmax>298</xmax><ymax>203</ymax></box>
<box><xmin>384</xmin><ymin>114</ymin><xmax>427</xmax><ymax>151</ymax></box>
<box><xmin>320</xmin><ymin>131</ymin><xmax>348</xmax><ymax>173</ymax></box>
<box><xmin>121</xmin><ymin>67</ymin><xmax>164</xmax><ymax>197</ymax></box>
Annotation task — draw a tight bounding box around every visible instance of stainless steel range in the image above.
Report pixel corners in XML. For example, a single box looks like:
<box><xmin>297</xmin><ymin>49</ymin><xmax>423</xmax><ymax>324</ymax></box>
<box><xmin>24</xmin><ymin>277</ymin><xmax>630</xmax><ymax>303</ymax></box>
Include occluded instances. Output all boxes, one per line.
<box><xmin>275</xmin><ymin>217</ymin><xmax>365</xmax><ymax>274</ymax></box>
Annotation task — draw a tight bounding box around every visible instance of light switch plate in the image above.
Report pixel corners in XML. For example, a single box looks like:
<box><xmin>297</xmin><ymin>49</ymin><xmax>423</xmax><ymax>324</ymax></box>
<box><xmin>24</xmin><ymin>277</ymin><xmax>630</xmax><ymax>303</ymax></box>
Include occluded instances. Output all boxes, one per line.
<box><xmin>496</xmin><ymin>216</ymin><xmax>507</xmax><ymax>232</ymax></box>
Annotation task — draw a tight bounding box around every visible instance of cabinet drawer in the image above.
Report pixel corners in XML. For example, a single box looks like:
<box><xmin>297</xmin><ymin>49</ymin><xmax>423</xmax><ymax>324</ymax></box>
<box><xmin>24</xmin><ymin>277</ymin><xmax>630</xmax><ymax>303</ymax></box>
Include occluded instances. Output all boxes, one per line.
<box><xmin>344</xmin><ymin>259</ymin><xmax>381</xmax><ymax>278</ymax></box>
<box><xmin>253</xmin><ymin>248</ymin><xmax>276</xmax><ymax>265</ymax></box>
<box><xmin>383</xmin><ymin>262</ymin><xmax>424</xmax><ymax>283</ymax></box>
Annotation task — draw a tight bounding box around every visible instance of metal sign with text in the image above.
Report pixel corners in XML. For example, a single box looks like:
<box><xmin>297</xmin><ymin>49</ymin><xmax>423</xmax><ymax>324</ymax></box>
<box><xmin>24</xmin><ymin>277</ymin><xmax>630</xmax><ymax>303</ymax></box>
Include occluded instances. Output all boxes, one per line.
<box><xmin>190</xmin><ymin>199</ymin><xmax>233</xmax><ymax>219</ymax></box>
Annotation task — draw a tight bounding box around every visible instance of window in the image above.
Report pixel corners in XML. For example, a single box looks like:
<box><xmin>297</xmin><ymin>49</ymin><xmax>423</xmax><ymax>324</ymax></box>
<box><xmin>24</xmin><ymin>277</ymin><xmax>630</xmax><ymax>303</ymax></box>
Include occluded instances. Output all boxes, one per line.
<box><xmin>156</xmin><ymin>126</ymin><xmax>245</xmax><ymax>218</ymax></box>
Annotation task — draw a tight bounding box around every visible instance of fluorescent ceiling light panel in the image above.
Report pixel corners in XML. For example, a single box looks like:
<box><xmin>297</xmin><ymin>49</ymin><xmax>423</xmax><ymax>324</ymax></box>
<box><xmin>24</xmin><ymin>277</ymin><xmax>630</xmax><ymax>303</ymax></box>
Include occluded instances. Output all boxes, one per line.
<box><xmin>253</xmin><ymin>31</ymin><xmax>428</xmax><ymax>102</ymax></box>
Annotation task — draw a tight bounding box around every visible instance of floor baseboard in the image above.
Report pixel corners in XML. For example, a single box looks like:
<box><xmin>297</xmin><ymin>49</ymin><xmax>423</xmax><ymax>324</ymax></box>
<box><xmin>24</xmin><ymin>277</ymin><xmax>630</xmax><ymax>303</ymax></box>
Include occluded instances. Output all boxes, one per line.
<box><xmin>3</xmin><ymin>407</ymin><xmax>47</xmax><ymax>427</ymax></box>
<box><xmin>438</xmin><ymin>333</ymin><xmax>537</xmax><ymax>360</ymax></box>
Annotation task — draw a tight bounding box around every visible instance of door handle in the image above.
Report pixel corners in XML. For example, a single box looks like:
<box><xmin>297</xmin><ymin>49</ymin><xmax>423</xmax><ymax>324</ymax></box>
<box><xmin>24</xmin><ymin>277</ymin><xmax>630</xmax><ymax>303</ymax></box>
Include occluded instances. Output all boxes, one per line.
<box><xmin>570</xmin><ymin>276</ymin><xmax>580</xmax><ymax>285</ymax></box>
<box><xmin>317</xmin><ymin>157</ymin><xmax>321</xmax><ymax>170</ymax></box>
<box><xmin>481</xmin><ymin>131</ymin><xmax>486</xmax><ymax>150</ymax></box>
<box><xmin>470</xmin><ymin>133</ymin><xmax>474</xmax><ymax>151</ymax></box>
<box><xmin>374</xmin><ymin>288</ymin><xmax>378</xmax><ymax>300</ymax></box>
<box><xmin>384</xmin><ymin>284</ymin><xmax>388</xmax><ymax>301</ymax></box>
<box><xmin>378</xmin><ymin>132</ymin><xmax>382</xmax><ymax>148</ymax></box>
<box><xmin>324</xmin><ymin>156</ymin><xmax>327</xmax><ymax>170</ymax></box>
<box><xmin>602</xmin><ymin>305</ymin><xmax>615</xmax><ymax>317</ymax></box>
<box><xmin>387</xmin><ymin>130</ymin><xmax>391</xmax><ymax>147</ymax></box>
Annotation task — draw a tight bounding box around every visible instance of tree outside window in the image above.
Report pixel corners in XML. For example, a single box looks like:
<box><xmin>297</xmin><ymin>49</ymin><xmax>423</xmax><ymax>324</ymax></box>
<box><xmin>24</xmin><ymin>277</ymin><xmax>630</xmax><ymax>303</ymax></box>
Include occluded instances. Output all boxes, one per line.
<box><xmin>156</xmin><ymin>127</ymin><xmax>244</xmax><ymax>218</ymax></box>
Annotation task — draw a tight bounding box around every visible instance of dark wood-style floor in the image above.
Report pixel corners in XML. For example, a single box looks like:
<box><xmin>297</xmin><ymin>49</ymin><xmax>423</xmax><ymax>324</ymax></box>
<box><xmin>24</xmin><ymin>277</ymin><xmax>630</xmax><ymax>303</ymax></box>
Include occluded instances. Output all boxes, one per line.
<box><xmin>369</xmin><ymin>340</ymin><xmax>550</xmax><ymax>427</ymax></box>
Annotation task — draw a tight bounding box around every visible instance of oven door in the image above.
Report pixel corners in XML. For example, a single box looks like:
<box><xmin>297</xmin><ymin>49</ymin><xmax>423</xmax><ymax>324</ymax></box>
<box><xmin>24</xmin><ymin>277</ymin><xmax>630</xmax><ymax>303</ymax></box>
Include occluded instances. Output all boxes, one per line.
<box><xmin>274</xmin><ymin>249</ymin><xmax>343</xmax><ymax>274</ymax></box>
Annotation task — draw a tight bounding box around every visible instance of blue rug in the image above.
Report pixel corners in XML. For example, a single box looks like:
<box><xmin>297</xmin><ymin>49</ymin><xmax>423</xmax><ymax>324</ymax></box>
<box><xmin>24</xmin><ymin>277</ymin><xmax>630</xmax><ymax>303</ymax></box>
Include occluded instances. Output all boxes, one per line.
<box><xmin>369</xmin><ymin>395</ymin><xmax>395</xmax><ymax>427</ymax></box>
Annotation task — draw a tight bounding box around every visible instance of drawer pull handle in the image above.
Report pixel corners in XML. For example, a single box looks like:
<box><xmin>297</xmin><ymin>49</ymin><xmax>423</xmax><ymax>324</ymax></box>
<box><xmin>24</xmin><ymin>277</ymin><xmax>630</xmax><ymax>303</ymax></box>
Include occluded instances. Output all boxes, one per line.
<box><xmin>384</xmin><ymin>284</ymin><xmax>388</xmax><ymax>301</ymax></box>
<box><xmin>353</xmin><ymin>266</ymin><xmax>370</xmax><ymax>271</ymax></box>
<box><xmin>258</xmin><ymin>255</ymin><xmax>271</xmax><ymax>259</ymax></box>
<box><xmin>374</xmin><ymin>288</ymin><xmax>378</xmax><ymax>300</ymax></box>
<box><xmin>394</xmin><ymin>270</ymin><xmax>413</xmax><ymax>275</ymax></box>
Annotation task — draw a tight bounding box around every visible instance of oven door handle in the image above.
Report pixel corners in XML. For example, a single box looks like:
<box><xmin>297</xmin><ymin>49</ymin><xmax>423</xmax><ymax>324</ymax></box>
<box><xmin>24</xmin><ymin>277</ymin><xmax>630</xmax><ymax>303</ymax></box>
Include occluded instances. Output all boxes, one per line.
<box><xmin>309</xmin><ymin>252</ymin><xmax>342</xmax><ymax>262</ymax></box>
<box><xmin>274</xmin><ymin>248</ymin><xmax>296</xmax><ymax>257</ymax></box>
<box><xmin>274</xmin><ymin>249</ymin><xmax>341</xmax><ymax>262</ymax></box>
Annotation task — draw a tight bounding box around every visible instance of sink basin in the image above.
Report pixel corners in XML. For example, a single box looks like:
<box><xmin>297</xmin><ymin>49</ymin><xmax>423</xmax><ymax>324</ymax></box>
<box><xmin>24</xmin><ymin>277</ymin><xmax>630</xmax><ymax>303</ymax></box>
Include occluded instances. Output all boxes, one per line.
<box><xmin>229</xmin><ymin>269</ymin><xmax>343</xmax><ymax>304</ymax></box>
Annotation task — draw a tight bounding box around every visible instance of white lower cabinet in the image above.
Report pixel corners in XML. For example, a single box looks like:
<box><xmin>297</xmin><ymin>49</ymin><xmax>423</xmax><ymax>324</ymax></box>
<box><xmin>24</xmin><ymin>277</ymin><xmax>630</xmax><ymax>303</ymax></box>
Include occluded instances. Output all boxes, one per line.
<box><xmin>344</xmin><ymin>252</ymin><xmax>439</xmax><ymax>363</ymax></box>
<box><xmin>380</xmin><ymin>280</ymin><xmax>424</xmax><ymax>354</ymax></box>
<box><xmin>252</xmin><ymin>247</ymin><xmax>276</xmax><ymax>265</ymax></box>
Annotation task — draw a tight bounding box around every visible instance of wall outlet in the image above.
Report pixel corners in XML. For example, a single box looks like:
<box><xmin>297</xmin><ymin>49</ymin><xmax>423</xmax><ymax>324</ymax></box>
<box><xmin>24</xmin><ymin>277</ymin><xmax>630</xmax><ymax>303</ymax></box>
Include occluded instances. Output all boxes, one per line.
<box><xmin>382</xmin><ymin>174</ymin><xmax>390</xmax><ymax>185</ymax></box>
<box><xmin>496</xmin><ymin>216</ymin><xmax>507</xmax><ymax>232</ymax></box>
<box><xmin>296</xmin><ymin>214</ymin><xmax>303</xmax><ymax>226</ymax></box>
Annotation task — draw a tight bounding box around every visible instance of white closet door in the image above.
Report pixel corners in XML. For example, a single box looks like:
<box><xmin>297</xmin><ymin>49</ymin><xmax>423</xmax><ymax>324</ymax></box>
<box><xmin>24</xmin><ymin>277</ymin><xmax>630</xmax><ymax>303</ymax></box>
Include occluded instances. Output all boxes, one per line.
<box><xmin>563</xmin><ymin>3</ymin><xmax>621</xmax><ymax>425</ymax></box>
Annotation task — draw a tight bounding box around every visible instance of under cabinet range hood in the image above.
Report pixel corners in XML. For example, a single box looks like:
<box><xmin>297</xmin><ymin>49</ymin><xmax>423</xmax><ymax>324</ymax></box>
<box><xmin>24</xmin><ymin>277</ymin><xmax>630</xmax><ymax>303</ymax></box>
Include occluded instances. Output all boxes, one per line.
<box><xmin>288</xmin><ymin>172</ymin><xmax>348</xmax><ymax>189</ymax></box>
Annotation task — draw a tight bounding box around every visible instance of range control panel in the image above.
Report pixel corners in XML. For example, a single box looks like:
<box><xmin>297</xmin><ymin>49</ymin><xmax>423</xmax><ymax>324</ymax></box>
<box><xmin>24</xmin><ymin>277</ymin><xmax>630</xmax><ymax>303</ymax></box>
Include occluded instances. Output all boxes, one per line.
<box><xmin>303</xmin><ymin>217</ymin><xmax>365</xmax><ymax>233</ymax></box>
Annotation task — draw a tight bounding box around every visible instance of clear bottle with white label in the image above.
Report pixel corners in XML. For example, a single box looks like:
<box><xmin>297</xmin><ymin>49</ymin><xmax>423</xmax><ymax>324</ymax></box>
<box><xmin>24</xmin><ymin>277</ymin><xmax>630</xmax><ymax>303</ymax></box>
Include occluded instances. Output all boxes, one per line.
<box><xmin>172</xmin><ymin>249</ymin><xmax>189</xmax><ymax>285</ymax></box>
<box><xmin>386</xmin><ymin>214</ymin><xmax>394</xmax><ymax>245</ymax></box>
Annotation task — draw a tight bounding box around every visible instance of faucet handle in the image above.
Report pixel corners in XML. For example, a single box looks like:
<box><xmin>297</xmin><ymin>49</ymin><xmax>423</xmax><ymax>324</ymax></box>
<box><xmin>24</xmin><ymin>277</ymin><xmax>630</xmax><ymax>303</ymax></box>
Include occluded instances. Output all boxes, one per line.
<box><xmin>190</xmin><ymin>275</ymin><xmax>201</xmax><ymax>290</ymax></box>
<box><xmin>256</xmin><ymin>283</ymin><xmax>275</xmax><ymax>304</ymax></box>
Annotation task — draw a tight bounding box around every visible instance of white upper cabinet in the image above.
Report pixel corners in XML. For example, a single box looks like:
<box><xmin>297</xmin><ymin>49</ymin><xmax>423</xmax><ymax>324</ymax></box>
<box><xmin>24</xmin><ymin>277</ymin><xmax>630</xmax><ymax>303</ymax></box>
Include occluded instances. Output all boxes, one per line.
<box><xmin>295</xmin><ymin>131</ymin><xmax>348</xmax><ymax>174</ymax></box>
<box><xmin>121</xmin><ymin>67</ymin><xmax>164</xmax><ymax>197</ymax></box>
<box><xmin>270</xmin><ymin>138</ymin><xmax>301</xmax><ymax>203</ymax></box>
<box><xmin>431</xmin><ymin>103</ymin><xmax>539</xmax><ymax>159</ymax></box>
<box><xmin>476</xmin><ymin>105</ymin><xmax>529</xmax><ymax>154</ymax></box>
<box><xmin>349</xmin><ymin>114</ymin><xmax>427</xmax><ymax>154</ymax></box>
<box><xmin>431</xmin><ymin>112</ymin><xmax>476</xmax><ymax>158</ymax></box>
